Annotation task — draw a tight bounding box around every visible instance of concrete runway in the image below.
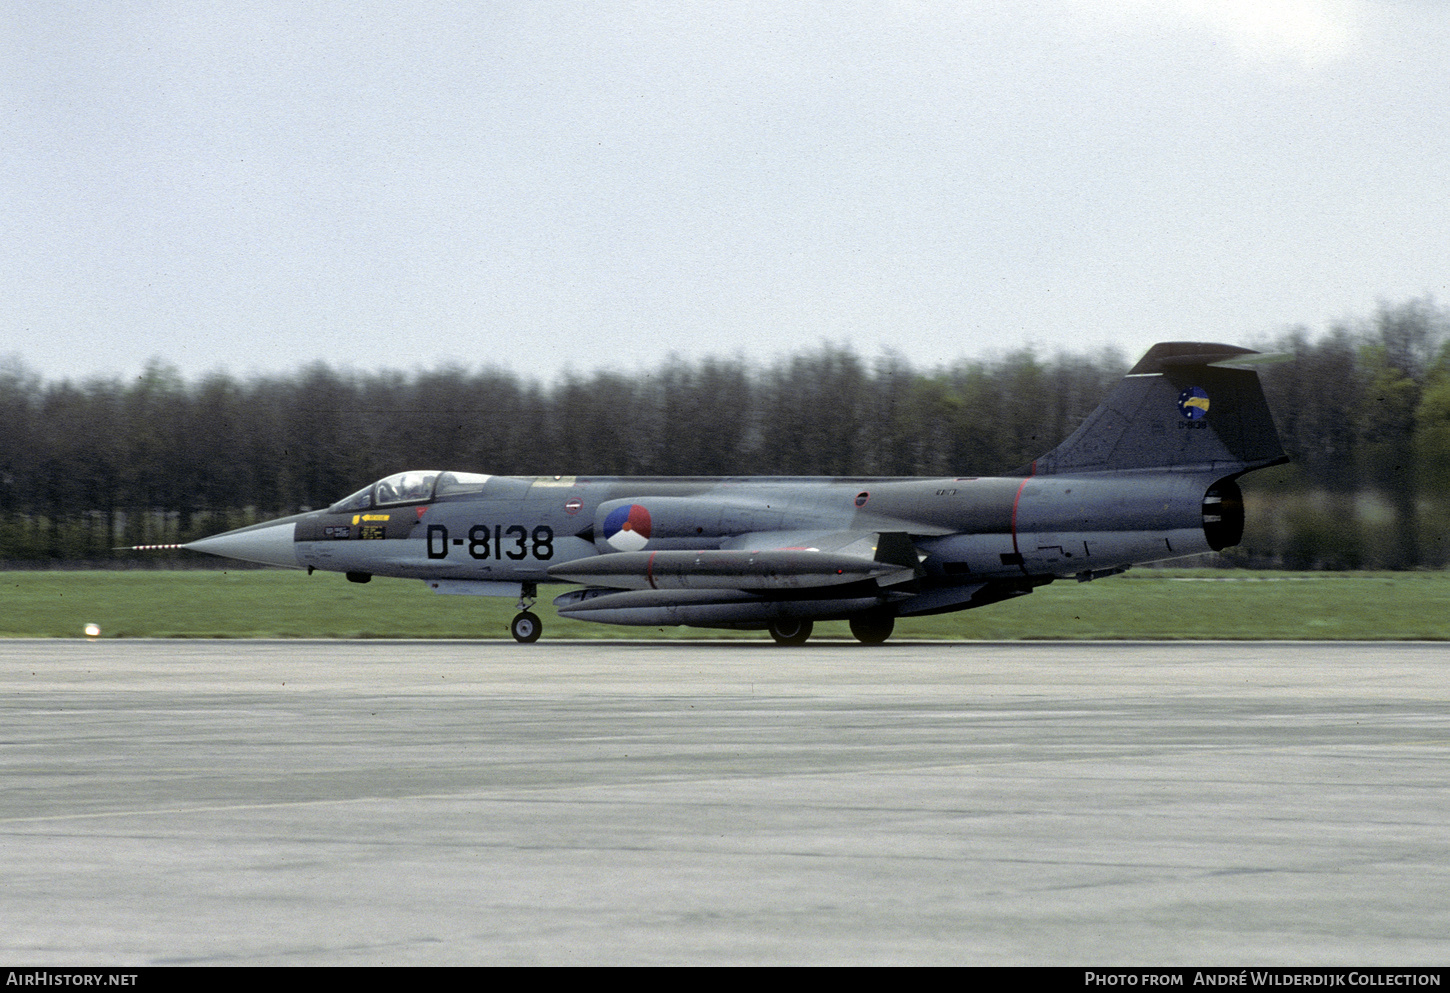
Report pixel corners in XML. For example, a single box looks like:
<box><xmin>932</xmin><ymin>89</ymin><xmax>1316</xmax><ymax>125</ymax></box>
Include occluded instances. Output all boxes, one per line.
<box><xmin>2</xmin><ymin>638</ymin><xmax>1448</xmax><ymax>966</ymax></box>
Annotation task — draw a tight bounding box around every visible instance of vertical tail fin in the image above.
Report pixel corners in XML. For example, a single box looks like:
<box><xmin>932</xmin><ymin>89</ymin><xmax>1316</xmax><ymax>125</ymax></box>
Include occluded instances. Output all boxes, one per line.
<box><xmin>1031</xmin><ymin>342</ymin><xmax>1288</xmax><ymax>477</ymax></box>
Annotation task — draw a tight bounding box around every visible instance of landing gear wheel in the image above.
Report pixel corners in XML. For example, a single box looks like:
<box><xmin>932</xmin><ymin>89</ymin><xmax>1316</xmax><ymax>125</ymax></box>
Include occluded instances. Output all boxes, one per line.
<box><xmin>849</xmin><ymin>613</ymin><xmax>895</xmax><ymax>645</ymax></box>
<box><xmin>767</xmin><ymin>618</ymin><xmax>813</xmax><ymax>646</ymax></box>
<box><xmin>511</xmin><ymin>611</ymin><xmax>542</xmax><ymax>644</ymax></box>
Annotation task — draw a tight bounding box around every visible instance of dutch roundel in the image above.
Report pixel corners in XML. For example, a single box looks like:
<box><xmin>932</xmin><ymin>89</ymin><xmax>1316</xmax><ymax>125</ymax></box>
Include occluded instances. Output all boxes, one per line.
<box><xmin>602</xmin><ymin>504</ymin><xmax>652</xmax><ymax>551</ymax></box>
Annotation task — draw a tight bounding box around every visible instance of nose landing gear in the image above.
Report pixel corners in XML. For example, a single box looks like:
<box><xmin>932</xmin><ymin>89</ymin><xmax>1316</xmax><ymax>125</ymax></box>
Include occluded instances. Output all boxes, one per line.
<box><xmin>511</xmin><ymin>583</ymin><xmax>542</xmax><ymax>643</ymax></box>
<box><xmin>510</xmin><ymin>611</ymin><xmax>542</xmax><ymax>643</ymax></box>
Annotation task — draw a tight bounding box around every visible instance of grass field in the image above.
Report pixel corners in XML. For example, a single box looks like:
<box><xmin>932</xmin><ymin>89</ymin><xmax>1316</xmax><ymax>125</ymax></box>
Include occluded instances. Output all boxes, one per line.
<box><xmin>4</xmin><ymin>568</ymin><xmax>1450</xmax><ymax>640</ymax></box>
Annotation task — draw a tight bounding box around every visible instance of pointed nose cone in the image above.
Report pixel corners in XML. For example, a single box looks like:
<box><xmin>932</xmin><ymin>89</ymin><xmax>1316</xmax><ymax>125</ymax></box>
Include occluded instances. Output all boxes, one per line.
<box><xmin>185</xmin><ymin>519</ymin><xmax>302</xmax><ymax>569</ymax></box>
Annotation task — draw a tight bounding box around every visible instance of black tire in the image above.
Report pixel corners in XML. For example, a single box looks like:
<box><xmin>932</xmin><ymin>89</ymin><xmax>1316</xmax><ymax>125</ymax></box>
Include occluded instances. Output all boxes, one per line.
<box><xmin>849</xmin><ymin>613</ymin><xmax>895</xmax><ymax>645</ymax></box>
<box><xmin>767</xmin><ymin>618</ymin><xmax>813</xmax><ymax>646</ymax></box>
<box><xmin>511</xmin><ymin>611</ymin><xmax>542</xmax><ymax>644</ymax></box>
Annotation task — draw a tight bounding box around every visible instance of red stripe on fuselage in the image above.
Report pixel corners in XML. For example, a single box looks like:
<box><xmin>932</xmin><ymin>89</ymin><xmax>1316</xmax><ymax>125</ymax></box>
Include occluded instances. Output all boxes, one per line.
<box><xmin>1010</xmin><ymin>473</ymin><xmax>1032</xmax><ymax>574</ymax></box>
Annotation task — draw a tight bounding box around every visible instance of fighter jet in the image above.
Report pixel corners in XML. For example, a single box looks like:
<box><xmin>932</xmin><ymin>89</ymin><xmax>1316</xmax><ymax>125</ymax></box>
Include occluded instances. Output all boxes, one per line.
<box><xmin>174</xmin><ymin>342</ymin><xmax>1287</xmax><ymax>644</ymax></box>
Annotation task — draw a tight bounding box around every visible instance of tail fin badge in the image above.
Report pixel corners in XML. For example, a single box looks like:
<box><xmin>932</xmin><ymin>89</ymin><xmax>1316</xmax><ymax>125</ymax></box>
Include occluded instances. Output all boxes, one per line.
<box><xmin>1177</xmin><ymin>387</ymin><xmax>1210</xmax><ymax>420</ymax></box>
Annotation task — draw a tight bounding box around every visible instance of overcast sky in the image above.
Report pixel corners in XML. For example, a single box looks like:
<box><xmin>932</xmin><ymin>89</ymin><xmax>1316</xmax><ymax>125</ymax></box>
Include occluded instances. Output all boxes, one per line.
<box><xmin>4</xmin><ymin>1</ymin><xmax>1447</xmax><ymax>384</ymax></box>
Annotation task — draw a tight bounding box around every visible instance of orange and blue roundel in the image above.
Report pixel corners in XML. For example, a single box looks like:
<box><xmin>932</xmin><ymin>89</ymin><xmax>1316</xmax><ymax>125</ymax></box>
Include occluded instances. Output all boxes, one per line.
<box><xmin>1178</xmin><ymin>386</ymin><xmax>1210</xmax><ymax>420</ymax></box>
<box><xmin>603</xmin><ymin>504</ymin><xmax>652</xmax><ymax>551</ymax></box>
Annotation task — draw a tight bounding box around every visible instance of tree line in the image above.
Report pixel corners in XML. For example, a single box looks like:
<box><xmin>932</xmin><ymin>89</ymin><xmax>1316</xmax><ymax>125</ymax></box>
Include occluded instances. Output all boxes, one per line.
<box><xmin>2</xmin><ymin>297</ymin><xmax>1447</xmax><ymax>568</ymax></box>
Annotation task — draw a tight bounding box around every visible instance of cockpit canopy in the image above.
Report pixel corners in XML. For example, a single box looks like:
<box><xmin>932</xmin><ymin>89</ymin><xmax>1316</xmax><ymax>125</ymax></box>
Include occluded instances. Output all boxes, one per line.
<box><xmin>327</xmin><ymin>471</ymin><xmax>492</xmax><ymax>513</ymax></box>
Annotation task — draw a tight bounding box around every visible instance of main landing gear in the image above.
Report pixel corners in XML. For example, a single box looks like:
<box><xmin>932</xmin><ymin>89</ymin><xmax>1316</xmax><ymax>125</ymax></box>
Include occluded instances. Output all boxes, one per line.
<box><xmin>849</xmin><ymin>612</ymin><xmax>895</xmax><ymax>645</ymax></box>
<box><xmin>766</xmin><ymin>613</ymin><xmax>897</xmax><ymax>646</ymax></box>
<box><xmin>511</xmin><ymin>583</ymin><xmax>542</xmax><ymax>644</ymax></box>
<box><xmin>767</xmin><ymin>618</ymin><xmax>813</xmax><ymax>646</ymax></box>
